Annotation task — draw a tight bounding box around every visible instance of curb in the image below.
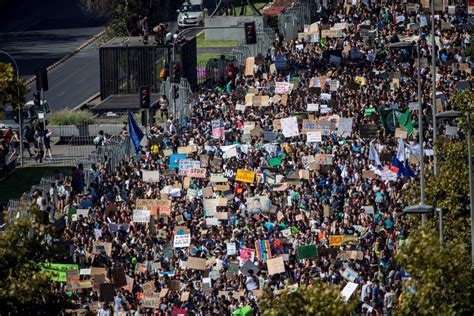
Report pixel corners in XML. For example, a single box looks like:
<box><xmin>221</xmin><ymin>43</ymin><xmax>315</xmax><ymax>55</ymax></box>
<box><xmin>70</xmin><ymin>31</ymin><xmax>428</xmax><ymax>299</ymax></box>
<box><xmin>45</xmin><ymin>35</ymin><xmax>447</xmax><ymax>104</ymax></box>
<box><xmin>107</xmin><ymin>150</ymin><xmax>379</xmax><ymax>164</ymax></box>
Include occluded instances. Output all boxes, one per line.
<box><xmin>24</xmin><ymin>29</ymin><xmax>107</xmax><ymax>86</ymax></box>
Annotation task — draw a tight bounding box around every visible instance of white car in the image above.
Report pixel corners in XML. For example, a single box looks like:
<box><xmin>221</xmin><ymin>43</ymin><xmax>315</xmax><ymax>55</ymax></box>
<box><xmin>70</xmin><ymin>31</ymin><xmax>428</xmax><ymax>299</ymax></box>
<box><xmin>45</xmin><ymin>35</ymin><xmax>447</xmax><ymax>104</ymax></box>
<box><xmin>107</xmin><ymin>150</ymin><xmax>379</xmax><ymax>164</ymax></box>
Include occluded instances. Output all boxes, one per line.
<box><xmin>177</xmin><ymin>1</ymin><xmax>204</xmax><ymax>28</ymax></box>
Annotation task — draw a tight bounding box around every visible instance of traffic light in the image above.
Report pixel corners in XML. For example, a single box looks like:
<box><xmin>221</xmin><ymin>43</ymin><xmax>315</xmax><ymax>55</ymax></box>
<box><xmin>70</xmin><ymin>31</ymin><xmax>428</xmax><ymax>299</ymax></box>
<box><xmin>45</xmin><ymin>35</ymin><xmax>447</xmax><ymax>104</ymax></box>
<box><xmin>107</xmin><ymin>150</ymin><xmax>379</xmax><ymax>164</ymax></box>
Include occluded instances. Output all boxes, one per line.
<box><xmin>33</xmin><ymin>92</ymin><xmax>41</xmax><ymax>107</ymax></box>
<box><xmin>139</xmin><ymin>86</ymin><xmax>150</xmax><ymax>109</ymax></box>
<box><xmin>171</xmin><ymin>62</ymin><xmax>181</xmax><ymax>83</ymax></box>
<box><xmin>244</xmin><ymin>22</ymin><xmax>257</xmax><ymax>45</ymax></box>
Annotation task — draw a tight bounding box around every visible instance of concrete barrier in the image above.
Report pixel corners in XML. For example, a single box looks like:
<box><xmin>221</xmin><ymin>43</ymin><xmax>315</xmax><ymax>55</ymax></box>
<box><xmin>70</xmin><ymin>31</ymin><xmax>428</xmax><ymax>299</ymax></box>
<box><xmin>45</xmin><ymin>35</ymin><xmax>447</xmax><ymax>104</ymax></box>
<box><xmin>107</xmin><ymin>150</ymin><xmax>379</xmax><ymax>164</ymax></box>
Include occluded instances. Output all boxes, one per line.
<box><xmin>204</xmin><ymin>16</ymin><xmax>267</xmax><ymax>41</ymax></box>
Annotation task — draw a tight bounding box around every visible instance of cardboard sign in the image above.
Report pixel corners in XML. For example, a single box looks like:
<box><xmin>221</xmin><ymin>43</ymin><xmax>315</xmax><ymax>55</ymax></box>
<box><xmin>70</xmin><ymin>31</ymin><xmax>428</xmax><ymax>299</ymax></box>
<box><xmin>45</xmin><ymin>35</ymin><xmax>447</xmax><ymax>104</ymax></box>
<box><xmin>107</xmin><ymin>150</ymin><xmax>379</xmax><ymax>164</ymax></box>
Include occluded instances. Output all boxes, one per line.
<box><xmin>187</xmin><ymin>257</ymin><xmax>207</xmax><ymax>270</ymax></box>
<box><xmin>253</xmin><ymin>95</ymin><xmax>270</xmax><ymax>107</ymax></box>
<box><xmin>395</xmin><ymin>128</ymin><xmax>408</xmax><ymax>139</ymax></box>
<box><xmin>245</xmin><ymin>57</ymin><xmax>255</xmax><ymax>76</ymax></box>
<box><xmin>266</xmin><ymin>257</ymin><xmax>285</xmax><ymax>275</ymax></box>
<box><xmin>93</xmin><ymin>242</ymin><xmax>112</xmax><ymax>256</ymax></box>
<box><xmin>360</xmin><ymin>124</ymin><xmax>378</xmax><ymax>139</ymax></box>
<box><xmin>188</xmin><ymin>168</ymin><xmax>206</xmax><ymax>178</ymax></box>
<box><xmin>235</xmin><ymin>169</ymin><xmax>255</xmax><ymax>183</ymax></box>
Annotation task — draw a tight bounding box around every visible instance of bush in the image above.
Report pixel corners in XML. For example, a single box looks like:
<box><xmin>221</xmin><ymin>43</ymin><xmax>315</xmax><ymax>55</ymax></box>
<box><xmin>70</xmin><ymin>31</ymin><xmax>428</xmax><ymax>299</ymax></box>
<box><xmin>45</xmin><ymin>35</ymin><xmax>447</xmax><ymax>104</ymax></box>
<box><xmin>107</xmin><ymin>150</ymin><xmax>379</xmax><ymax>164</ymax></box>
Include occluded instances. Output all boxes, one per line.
<box><xmin>50</xmin><ymin>110</ymin><xmax>95</xmax><ymax>126</ymax></box>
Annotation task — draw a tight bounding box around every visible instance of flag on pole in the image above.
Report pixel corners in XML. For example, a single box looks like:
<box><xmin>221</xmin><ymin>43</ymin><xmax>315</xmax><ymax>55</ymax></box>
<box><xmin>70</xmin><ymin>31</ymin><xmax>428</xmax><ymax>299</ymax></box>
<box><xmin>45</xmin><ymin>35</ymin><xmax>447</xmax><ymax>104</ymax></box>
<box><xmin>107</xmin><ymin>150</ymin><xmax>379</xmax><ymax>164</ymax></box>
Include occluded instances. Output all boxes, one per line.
<box><xmin>369</xmin><ymin>141</ymin><xmax>381</xmax><ymax>167</ymax></box>
<box><xmin>128</xmin><ymin>112</ymin><xmax>144</xmax><ymax>152</ymax></box>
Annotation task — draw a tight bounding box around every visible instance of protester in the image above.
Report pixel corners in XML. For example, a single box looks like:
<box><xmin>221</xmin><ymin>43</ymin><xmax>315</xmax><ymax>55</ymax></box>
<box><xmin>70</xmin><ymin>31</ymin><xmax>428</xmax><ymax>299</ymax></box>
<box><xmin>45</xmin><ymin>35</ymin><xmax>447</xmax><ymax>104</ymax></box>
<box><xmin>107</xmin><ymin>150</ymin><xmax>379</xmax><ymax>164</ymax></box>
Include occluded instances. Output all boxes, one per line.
<box><xmin>38</xmin><ymin>2</ymin><xmax>473</xmax><ymax>315</ymax></box>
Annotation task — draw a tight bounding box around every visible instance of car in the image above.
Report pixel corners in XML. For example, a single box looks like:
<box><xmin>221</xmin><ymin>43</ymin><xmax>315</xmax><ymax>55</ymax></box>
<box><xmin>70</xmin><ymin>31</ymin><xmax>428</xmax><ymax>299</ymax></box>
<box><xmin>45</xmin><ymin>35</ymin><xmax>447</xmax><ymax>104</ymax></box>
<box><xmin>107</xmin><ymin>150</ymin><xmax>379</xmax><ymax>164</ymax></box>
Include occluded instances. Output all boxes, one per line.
<box><xmin>177</xmin><ymin>0</ymin><xmax>205</xmax><ymax>28</ymax></box>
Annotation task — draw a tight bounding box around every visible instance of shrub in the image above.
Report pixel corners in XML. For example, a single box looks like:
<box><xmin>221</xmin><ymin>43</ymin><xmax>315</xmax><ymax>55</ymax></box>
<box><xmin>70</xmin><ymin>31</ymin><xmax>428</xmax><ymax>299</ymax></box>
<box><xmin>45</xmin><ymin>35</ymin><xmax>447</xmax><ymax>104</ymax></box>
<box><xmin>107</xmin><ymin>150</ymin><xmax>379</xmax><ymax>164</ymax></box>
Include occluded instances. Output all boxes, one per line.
<box><xmin>50</xmin><ymin>110</ymin><xmax>95</xmax><ymax>126</ymax></box>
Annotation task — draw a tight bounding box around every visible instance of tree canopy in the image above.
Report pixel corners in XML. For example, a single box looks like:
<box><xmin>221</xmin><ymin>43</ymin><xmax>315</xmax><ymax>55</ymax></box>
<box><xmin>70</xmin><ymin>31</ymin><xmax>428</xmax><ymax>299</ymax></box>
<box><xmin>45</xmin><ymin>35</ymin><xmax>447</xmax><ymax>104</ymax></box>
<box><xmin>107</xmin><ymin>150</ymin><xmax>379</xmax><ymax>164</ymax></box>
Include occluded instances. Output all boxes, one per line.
<box><xmin>258</xmin><ymin>283</ymin><xmax>356</xmax><ymax>316</ymax></box>
<box><xmin>0</xmin><ymin>207</ymin><xmax>70</xmax><ymax>314</ymax></box>
<box><xmin>0</xmin><ymin>62</ymin><xmax>27</xmax><ymax>110</ymax></box>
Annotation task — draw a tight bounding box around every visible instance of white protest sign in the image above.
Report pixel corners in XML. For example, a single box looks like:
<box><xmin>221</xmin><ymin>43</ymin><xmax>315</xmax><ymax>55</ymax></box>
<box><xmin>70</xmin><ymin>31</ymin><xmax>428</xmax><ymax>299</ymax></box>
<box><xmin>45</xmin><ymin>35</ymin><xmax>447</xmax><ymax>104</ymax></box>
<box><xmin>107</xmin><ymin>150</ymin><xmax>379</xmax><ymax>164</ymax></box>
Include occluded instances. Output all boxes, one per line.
<box><xmin>142</xmin><ymin>170</ymin><xmax>160</xmax><ymax>182</ymax></box>
<box><xmin>174</xmin><ymin>234</ymin><xmax>191</xmax><ymax>248</ymax></box>
<box><xmin>306</xmin><ymin>131</ymin><xmax>322</xmax><ymax>143</ymax></box>
<box><xmin>275</xmin><ymin>82</ymin><xmax>290</xmax><ymax>94</ymax></box>
<box><xmin>337</xmin><ymin>117</ymin><xmax>353</xmax><ymax>137</ymax></box>
<box><xmin>133</xmin><ymin>210</ymin><xmax>151</xmax><ymax>223</ymax></box>
<box><xmin>307</xmin><ymin>103</ymin><xmax>319</xmax><ymax>112</ymax></box>
<box><xmin>342</xmin><ymin>267</ymin><xmax>359</xmax><ymax>282</ymax></box>
<box><xmin>226</xmin><ymin>242</ymin><xmax>237</xmax><ymax>255</ymax></box>
<box><xmin>341</xmin><ymin>282</ymin><xmax>358</xmax><ymax>302</ymax></box>
<box><xmin>281</xmin><ymin>116</ymin><xmax>299</xmax><ymax>138</ymax></box>
<box><xmin>381</xmin><ymin>170</ymin><xmax>397</xmax><ymax>182</ymax></box>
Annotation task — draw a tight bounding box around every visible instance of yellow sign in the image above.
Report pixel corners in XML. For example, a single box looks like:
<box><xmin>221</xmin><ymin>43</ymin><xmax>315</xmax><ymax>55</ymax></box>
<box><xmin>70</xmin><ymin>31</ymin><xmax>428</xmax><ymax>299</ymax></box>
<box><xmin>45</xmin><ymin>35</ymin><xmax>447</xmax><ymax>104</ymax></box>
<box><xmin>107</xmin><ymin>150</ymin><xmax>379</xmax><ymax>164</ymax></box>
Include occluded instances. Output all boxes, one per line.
<box><xmin>235</xmin><ymin>169</ymin><xmax>255</xmax><ymax>183</ymax></box>
<box><xmin>329</xmin><ymin>235</ymin><xmax>344</xmax><ymax>247</ymax></box>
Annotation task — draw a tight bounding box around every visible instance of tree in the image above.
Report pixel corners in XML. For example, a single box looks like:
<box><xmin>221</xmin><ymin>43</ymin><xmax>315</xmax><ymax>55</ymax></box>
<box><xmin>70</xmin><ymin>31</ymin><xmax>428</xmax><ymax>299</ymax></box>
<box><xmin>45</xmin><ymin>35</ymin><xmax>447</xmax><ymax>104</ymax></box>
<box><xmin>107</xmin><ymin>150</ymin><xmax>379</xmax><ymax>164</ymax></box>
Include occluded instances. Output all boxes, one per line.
<box><xmin>258</xmin><ymin>282</ymin><xmax>357</xmax><ymax>316</ymax></box>
<box><xmin>403</xmin><ymin>91</ymin><xmax>473</xmax><ymax>243</ymax></box>
<box><xmin>396</xmin><ymin>227</ymin><xmax>473</xmax><ymax>315</ymax></box>
<box><xmin>0</xmin><ymin>206</ymin><xmax>70</xmax><ymax>314</ymax></box>
<box><xmin>0</xmin><ymin>62</ymin><xmax>27</xmax><ymax>110</ymax></box>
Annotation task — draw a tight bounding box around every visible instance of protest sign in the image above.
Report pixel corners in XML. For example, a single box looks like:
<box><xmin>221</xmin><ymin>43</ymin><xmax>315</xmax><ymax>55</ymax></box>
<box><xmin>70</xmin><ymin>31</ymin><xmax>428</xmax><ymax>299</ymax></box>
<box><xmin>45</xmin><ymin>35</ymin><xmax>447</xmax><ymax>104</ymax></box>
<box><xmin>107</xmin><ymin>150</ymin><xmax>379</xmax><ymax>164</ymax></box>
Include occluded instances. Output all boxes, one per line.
<box><xmin>235</xmin><ymin>169</ymin><xmax>255</xmax><ymax>183</ymax></box>
<box><xmin>296</xmin><ymin>245</ymin><xmax>318</xmax><ymax>259</ymax></box>
<box><xmin>226</xmin><ymin>242</ymin><xmax>237</xmax><ymax>255</ymax></box>
<box><xmin>93</xmin><ymin>242</ymin><xmax>112</xmax><ymax>256</ymax></box>
<box><xmin>266</xmin><ymin>257</ymin><xmax>285</xmax><ymax>275</ymax></box>
<box><xmin>281</xmin><ymin>116</ymin><xmax>299</xmax><ymax>138</ymax></box>
<box><xmin>66</xmin><ymin>270</ymin><xmax>81</xmax><ymax>290</ymax></box>
<box><xmin>275</xmin><ymin>81</ymin><xmax>290</xmax><ymax>94</ymax></box>
<box><xmin>169</xmin><ymin>154</ymin><xmax>187</xmax><ymax>169</ymax></box>
<box><xmin>337</xmin><ymin>118</ymin><xmax>353</xmax><ymax>137</ymax></box>
<box><xmin>187</xmin><ymin>257</ymin><xmax>207</xmax><ymax>270</ymax></box>
<box><xmin>112</xmin><ymin>268</ymin><xmax>127</xmax><ymax>287</ymax></box>
<box><xmin>360</xmin><ymin>124</ymin><xmax>378</xmax><ymax>139</ymax></box>
<box><xmin>343</xmin><ymin>267</ymin><xmax>359</xmax><ymax>282</ymax></box>
<box><xmin>174</xmin><ymin>234</ymin><xmax>191</xmax><ymax>248</ymax></box>
<box><xmin>239</xmin><ymin>248</ymin><xmax>255</xmax><ymax>263</ymax></box>
<box><xmin>245</xmin><ymin>57</ymin><xmax>255</xmax><ymax>76</ymax></box>
<box><xmin>188</xmin><ymin>168</ymin><xmax>206</xmax><ymax>178</ymax></box>
<box><xmin>99</xmin><ymin>283</ymin><xmax>115</xmax><ymax>302</ymax></box>
<box><xmin>306</xmin><ymin>131</ymin><xmax>322</xmax><ymax>143</ymax></box>
<box><xmin>341</xmin><ymin>282</ymin><xmax>358</xmax><ymax>302</ymax></box>
<box><xmin>329</xmin><ymin>235</ymin><xmax>344</xmax><ymax>247</ymax></box>
<box><xmin>240</xmin><ymin>260</ymin><xmax>258</xmax><ymax>277</ymax></box>
<box><xmin>133</xmin><ymin>210</ymin><xmax>151</xmax><ymax>223</ymax></box>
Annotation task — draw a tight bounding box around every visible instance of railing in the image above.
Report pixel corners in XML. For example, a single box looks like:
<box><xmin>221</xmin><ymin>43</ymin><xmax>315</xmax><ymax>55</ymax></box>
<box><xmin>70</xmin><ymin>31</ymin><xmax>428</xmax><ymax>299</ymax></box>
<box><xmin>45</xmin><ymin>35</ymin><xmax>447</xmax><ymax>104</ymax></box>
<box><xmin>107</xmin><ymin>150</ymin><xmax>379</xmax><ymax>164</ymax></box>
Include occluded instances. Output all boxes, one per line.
<box><xmin>160</xmin><ymin>78</ymin><xmax>194</xmax><ymax>123</ymax></box>
<box><xmin>278</xmin><ymin>1</ymin><xmax>311</xmax><ymax>42</ymax></box>
<box><xmin>241</xmin><ymin>27</ymin><xmax>275</xmax><ymax>58</ymax></box>
<box><xmin>4</xmin><ymin>136</ymin><xmax>131</xmax><ymax>225</ymax></box>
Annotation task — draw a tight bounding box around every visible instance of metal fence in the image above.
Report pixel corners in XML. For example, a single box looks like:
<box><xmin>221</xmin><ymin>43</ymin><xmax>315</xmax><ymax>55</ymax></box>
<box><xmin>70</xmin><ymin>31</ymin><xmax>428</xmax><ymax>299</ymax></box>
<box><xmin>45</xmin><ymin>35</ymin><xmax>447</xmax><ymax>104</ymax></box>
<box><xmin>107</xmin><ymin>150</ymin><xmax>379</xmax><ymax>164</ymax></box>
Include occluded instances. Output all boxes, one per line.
<box><xmin>241</xmin><ymin>27</ymin><xmax>275</xmax><ymax>58</ymax></box>
<box><xmin>278</xmin><ymin>1</ymin><xmax>311</xmax><ymax>42</ymax></box>
<box><xmin>160</xmin><ymin>78</ymin><xmax>194</xmax><ymax>123</ymax></box>
<box><xmin>4</xmin><ymin>136</ymin><xmax>131</xmax><ymax>225</ymax></box>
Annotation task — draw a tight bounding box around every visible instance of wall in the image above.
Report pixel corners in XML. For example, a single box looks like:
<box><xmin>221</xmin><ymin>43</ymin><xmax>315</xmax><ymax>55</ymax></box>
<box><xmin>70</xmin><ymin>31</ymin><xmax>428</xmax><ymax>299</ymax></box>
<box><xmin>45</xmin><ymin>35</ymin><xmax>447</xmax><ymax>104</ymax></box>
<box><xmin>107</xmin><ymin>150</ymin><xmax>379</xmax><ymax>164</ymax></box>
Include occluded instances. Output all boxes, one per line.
<box><xmin>204</xmin><ymin>16</ymin><xmax>267</xmax><ymax>41</ymax></box>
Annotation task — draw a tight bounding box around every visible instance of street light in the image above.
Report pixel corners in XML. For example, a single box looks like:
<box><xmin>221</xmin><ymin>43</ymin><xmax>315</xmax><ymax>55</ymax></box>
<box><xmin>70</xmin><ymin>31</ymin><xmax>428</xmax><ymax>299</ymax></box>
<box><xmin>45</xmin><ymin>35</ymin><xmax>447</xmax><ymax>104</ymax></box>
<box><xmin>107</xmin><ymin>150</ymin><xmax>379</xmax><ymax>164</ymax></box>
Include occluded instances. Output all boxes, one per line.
<box><xmin>0</xmin><ymin>51</ymin><xmax>23</xmax><ymax>167</ymax></box>
<box><xmin>389</xmin><ymin>41</ymin><xmax>432</xmax><ymax>225</ymax></box>
<box><xmin>436</xmin><ymin>110</ymin><xmax>473</xmax><ymax>266</ymax></box>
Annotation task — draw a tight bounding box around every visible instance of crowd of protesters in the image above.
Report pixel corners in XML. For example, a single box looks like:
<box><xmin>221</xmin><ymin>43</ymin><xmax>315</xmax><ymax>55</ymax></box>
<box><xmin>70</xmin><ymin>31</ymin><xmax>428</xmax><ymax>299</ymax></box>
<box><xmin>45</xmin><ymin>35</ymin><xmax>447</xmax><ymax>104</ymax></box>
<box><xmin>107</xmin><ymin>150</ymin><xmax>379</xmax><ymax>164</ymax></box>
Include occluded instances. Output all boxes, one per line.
<box><xmin>36</xmin><ymin>1</ymin><xmax>474</xmax><ymax>315</ymax></box>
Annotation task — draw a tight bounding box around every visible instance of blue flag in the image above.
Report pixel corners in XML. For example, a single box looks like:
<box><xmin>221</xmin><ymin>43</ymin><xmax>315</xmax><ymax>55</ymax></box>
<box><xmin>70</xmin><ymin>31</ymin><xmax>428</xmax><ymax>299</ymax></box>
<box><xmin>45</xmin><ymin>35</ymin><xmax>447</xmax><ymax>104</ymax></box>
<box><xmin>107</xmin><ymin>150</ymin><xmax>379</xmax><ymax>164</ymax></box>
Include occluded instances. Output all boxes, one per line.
<box><xmin>128</xmin><ymin>112</ymin><xmax>144</xmax><ymax>152</ymax></box>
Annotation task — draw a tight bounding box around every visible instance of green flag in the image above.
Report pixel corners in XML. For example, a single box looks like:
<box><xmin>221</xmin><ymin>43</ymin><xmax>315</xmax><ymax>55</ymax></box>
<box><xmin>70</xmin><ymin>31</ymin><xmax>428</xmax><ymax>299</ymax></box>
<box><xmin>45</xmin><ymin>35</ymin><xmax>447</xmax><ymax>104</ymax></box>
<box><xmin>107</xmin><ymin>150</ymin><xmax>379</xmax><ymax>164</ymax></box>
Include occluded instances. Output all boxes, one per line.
<box><xmin>233</xmin><ymin>305</ymin><xmax>253</xmax><ymax>316</ymax></box>
<box><xmin>398</xmin><ymin>109</ymin><xmax>414</xmax><ymax>135</ymax></box>
<box><xmin>380</xmin><ymin>108</ymin><xmax>402</xmax><ymax>135</ymax></box>
<box><xmin>268</xmin><ymin>157</ymin><xmax>282</xmax><ymax>166</ymax></box>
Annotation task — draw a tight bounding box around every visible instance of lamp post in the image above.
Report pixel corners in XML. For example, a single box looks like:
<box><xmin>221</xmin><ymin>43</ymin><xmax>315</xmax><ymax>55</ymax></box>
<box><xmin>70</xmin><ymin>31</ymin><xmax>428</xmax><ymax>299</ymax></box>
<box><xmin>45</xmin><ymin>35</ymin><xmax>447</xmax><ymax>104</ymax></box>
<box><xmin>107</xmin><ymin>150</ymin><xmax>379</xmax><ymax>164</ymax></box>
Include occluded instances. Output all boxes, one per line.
<box><xmin>389</xmin><ymin>41</ymin><xmax>432</xmax><ymax>224</ymax></box>
<box><xmin>431</xmin><ymin>0</ymin><xmax>438</xmax><ymax>175</ymax></box>
<box><xmin>436</xmin><ymin>110</ymin><xmax>473</xmax><ymax>266</ymax></box>
<box><xmin>0</xmin><ymin>50</ymin><xmax>22</xmax><ymax>167</ymax></box>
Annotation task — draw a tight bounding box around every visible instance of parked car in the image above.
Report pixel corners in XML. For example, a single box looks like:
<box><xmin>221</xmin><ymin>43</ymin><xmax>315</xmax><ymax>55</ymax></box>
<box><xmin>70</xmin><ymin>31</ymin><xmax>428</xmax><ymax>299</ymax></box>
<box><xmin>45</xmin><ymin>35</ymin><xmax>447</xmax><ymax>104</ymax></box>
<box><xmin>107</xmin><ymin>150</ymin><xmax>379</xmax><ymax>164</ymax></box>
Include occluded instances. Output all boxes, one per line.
<box><xmin>177</xmin><ymin>0</ymin><xmax>205</xmax><ymax>28</ymax></box>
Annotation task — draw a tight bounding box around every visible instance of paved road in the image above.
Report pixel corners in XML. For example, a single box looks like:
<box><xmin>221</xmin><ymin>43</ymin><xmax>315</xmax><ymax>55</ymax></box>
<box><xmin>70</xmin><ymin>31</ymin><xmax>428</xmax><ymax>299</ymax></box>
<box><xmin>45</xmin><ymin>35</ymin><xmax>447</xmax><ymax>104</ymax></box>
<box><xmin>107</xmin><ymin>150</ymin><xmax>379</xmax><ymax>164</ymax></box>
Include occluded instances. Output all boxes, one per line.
<box><xmin>0</xmin><ymin>0</ymin><xmax>104</xmax><ymax>77</ymax></box>
<box><xmin>24</xmin><ymin>42</ymin><xmax>101</xmax><ymax>111</ymax></box>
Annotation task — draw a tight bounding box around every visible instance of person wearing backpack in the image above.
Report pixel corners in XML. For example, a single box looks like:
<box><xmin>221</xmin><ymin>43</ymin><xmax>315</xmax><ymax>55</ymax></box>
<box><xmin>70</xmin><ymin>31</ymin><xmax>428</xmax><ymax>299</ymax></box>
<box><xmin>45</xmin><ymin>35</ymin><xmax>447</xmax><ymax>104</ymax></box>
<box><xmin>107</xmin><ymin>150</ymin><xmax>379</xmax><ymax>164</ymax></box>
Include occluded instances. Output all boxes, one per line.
<box><xmin>94</xmin><ymin>130</ymin><xmax>106</xmax><ymax>149</ymax></box>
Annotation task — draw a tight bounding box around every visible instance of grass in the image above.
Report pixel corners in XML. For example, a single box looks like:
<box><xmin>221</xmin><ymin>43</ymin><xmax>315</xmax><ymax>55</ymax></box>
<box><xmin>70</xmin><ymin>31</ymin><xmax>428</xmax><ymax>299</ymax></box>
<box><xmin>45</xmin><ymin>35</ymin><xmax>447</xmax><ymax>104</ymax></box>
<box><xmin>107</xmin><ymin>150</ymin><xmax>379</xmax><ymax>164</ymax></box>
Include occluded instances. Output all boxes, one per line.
<box><xmin>0</xmin><ymin>167</ymin><xmax>68</xmax><ymax>201</ymax></box>
<box><xmin>196</xmin><ymin>32</ymin><xmax>240</xmax><ymax>47</ymax></box>
<box><xmin>50</xmin><ymin>110</ymin><xmax>95</xmax><ymax>126</ymax></box>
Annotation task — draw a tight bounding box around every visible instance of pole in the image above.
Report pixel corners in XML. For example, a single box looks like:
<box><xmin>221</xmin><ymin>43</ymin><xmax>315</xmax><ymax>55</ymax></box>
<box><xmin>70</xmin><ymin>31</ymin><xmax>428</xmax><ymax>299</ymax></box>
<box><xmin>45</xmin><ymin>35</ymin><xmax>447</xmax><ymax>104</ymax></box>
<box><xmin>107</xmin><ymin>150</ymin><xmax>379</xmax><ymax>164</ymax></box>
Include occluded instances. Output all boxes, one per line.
<box><xmin>466</xmin><ymin>114</ymin><xmax>474</xmax><ymax>266</ymax></box>
<box><xmin>0</xmin><ymin>51</ymin><xmax>22</xmax><ymax>167</ymax></box>
<box><xmin>431</xmin><ymin>0</ymin><xmax>438</xmax><ymax>175</ymax></box>
<box><xmin>417</xmin><ymin>43</ymin><xmax>426</xmax><ymax>225</ymax></box>
<box><xmin>40</xmin><ymin>88</ymin><xmax>46</xmax><ymax>130</ymax></box>
<box><xmin>437</xmin><ymin>208</ymin><xmax>443</xmax><ymax>246</ymax></box>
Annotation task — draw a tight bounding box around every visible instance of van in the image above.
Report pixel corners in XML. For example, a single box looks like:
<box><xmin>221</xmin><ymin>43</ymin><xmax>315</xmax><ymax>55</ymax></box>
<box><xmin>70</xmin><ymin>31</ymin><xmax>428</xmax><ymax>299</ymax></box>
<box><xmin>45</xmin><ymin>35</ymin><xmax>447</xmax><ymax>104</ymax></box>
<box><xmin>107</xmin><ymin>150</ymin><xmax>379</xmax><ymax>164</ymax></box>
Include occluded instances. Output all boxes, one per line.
<box><xmin>177</xmin><ymin>0</ymin><xmax>205</xmax><ymax>28</ymax></box>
